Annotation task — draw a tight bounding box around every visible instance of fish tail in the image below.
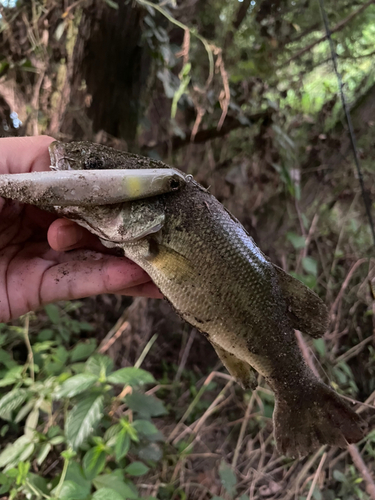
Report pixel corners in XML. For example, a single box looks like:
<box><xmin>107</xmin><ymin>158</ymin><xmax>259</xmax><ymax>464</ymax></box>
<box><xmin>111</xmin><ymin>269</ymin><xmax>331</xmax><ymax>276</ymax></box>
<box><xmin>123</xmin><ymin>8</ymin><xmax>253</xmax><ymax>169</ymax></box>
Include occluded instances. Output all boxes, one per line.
<box><xmin>273</xmin><ymin>379</ymin><xmax>366</xmax><ymax>457</ymax></box>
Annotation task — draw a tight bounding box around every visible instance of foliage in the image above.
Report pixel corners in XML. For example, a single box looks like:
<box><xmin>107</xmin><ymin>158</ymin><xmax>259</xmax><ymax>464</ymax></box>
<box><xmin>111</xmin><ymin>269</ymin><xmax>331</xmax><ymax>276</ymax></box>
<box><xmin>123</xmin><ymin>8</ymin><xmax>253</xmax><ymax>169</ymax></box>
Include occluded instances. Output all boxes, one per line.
<box><xmin>0</xmin><ymin>307</ymin><xmax>165</xmax><ymax>499</ymax></box>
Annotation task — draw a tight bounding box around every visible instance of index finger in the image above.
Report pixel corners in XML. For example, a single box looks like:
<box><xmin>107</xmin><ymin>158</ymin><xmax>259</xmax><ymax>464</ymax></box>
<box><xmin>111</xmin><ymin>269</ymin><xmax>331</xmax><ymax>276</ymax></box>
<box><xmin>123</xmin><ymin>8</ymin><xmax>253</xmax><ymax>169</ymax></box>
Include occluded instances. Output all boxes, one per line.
<box><xmin>0</xmin><ymin>135</ymin><xmax>55</xmax><ymax>175</ymax></box>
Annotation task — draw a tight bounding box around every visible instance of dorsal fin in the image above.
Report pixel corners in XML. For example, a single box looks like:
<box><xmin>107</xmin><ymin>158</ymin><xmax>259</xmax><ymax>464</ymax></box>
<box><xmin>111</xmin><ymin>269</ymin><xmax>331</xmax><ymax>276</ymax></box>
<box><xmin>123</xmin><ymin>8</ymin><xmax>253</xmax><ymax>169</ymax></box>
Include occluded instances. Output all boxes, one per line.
<box><xmin>273</xmin><ymin>264</ymin><xmax>329</xmax><ymax>338</ymax></box>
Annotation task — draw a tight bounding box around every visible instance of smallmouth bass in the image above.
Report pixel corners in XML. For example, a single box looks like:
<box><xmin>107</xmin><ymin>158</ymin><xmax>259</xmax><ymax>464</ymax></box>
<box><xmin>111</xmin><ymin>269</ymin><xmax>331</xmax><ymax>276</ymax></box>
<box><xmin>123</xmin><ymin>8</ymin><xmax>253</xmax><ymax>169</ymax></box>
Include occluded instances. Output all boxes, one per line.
<box><xmin>48</xmin><ymin>141</ymin><xmax>367</xmax><ymax>456</ymax></box>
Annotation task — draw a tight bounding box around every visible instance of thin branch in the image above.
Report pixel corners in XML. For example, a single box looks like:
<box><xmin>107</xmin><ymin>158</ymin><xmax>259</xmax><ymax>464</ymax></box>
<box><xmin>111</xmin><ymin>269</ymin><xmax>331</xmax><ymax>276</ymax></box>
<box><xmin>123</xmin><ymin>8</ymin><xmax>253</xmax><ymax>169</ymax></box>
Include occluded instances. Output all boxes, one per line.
<box><xmin>280</xmin><ymin>0</ymin><xmax>375</xmax><ymax>67</ymax></box>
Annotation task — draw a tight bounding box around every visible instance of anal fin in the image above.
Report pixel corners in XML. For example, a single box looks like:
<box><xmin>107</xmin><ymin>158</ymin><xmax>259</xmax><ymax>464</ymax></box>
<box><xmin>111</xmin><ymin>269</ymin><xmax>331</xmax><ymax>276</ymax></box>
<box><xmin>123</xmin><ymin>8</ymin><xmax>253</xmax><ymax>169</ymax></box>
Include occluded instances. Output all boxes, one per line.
<box><xmin>211</xmin><ymin>342</ymin><xmax>258</xmax><ymax>390</ymax></box>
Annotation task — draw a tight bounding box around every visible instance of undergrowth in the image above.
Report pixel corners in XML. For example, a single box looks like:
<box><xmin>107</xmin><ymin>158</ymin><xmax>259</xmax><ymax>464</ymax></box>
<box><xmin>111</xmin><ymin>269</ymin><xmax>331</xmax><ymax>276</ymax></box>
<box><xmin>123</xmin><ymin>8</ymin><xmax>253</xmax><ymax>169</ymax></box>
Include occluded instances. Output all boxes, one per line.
<box><xmin>0</xmin><ymin>295</ymin><xmax>374</xmax><ymax>500</ymax></box>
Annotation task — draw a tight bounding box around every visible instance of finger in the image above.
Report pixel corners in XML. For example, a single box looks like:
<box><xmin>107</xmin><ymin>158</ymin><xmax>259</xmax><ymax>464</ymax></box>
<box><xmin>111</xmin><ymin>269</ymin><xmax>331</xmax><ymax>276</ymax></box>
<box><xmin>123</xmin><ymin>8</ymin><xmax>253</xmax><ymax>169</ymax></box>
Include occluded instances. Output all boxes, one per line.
<box><xmin>38</xmin><ymin>253</ymin><xmax>157</xmax><ymax>305</ymax></box>
<box><xmin>118</xmin><ymin>282</ymin><xmax>163</xmax><ymax>299</ymax></box>
<box><xmin>48</xmin><ymin>218</ymin><xmax>108</xmax><ymax>253</ymax></box>
<box><xmin>4</xmin><ymin>245</ymin><xmax>155</xmax><ymax>320</ymax></box>
<box><xmin>0</xmin><ymin>135</ymin><xmax>55</xmax><ymax>174</ymax></box>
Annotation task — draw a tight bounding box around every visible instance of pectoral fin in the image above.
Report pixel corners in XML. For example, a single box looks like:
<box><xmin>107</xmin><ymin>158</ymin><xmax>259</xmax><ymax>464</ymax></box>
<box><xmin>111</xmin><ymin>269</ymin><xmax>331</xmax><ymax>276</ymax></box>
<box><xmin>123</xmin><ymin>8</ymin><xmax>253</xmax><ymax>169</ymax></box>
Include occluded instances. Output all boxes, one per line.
<box><xmin>273</xmin><ymin>264</ymin><xmax>328</xmax><ymax>338</ymax></box>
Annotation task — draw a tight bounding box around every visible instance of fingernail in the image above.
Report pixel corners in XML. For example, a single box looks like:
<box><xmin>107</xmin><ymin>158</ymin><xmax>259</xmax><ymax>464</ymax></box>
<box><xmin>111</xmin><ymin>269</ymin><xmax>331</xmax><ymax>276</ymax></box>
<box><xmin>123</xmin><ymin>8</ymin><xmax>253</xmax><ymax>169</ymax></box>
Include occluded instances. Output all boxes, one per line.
<box><xmin>57</xmin><ymin>224</ymin><xmax>85</xmax><ymax>249</ymax></box>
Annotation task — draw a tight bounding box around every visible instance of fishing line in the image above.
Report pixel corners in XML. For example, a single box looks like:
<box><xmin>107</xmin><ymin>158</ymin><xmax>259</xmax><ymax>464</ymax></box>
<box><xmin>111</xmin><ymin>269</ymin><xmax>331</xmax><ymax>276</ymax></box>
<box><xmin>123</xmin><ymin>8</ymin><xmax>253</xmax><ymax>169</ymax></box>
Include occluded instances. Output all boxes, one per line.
<box><xmin>317</xmin><ymin>0</ymin><xmax>375</xmax><ymax>246</ymax></box>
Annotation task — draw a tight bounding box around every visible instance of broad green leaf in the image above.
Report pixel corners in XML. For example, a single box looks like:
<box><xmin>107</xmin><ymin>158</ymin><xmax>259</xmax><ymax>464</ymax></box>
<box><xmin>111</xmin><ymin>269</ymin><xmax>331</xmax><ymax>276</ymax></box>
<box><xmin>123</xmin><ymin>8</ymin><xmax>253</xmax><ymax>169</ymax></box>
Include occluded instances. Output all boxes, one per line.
<box><xmin>0</xmin><ymin>389</ymin><xmax>28</xmax><ymax>421</ymax></box>
<box><xmin>27</xmin><ymin>473</ymin><xmax>49</xmax><ymax>495</ymax></box>
<box><xmin>66</xmin><ymin>393</ymin><xmax>104</xmax><ymax>449</ymax></box>
<box><xmin>0</xmin><ymin>365</ymin><xmax>22</xmax><ymax>386</ymax></box>
<box><xmin>55</xmin><ymin>373</ymin><xmax>98</xmax><ymax>399</ymax></box>
<box><xmin>65</xmin><ymin>462</ymin><xmax>91</xmax><ymax>494</ymax></box>
<box><xmin>0</xmin><ymin>436</ymin><xmax>33</xmax><ymax>468</ymax></box>
<box><xmin>219</xmin><ymin>460</ymin><xmax>237</xmax><ymax>496</ymax></box>
<box><xmin>24</xmin><ymin>407</ymin><xmax>39</xmax><ymax>438</ymax></box>
<box><xmin>37</xmin><ymin>443</ymin><xmax>52</xmax><ymax>466</ymax></box>
<box><xmin>125</xmin><ymin>393</ymin><xmax>167</xmax><ymax>418</ymax></box>
<box><xmin>93</xmin><ymin>470</ymin><xmax>137</xmax><ymax>499</ymax></box>
<box><xmin>14</xmin><ymin>399</ymin><xmax>35</xmax><ymax>423</ymax></box>
<box><xmin>115</xmin><ymin>430</ymin><xmax>131</xmax><ymax>461</ymax></box>
<box><xmin>125</xmin><ymin>461</ymin><xmax>149</xmax><ymax>476</ymax></box>
<box><xmin>133</xmin><ymin>419</ymin><xmax>164</xmax><ymax>441</ymax></box>
<box><xmin>44</xmin><ymin>304</ymin><xmax>60</xmax><ymax>323</ymax></box>
<box><xmin>302</xmin><ymin>256</ymin><xmax>318</xmax><ymax>277</ymax></box>
<box><xmin>333</xmin><ymin>469</ymin><xmax>346</xmax><ymax>482</ymax></box>
<box><xmin>92</xmin><ymin>488</ymin><xmax>124</xmax><ymax>500</ymax></box>
<box><xmin>104</xmin><ymin>423</ymin><xmax>122</xmax><ymax>445</ymax></box>
<box><xmin>86</xmin><ymin>355</ymin><xmax>113</xmax><ymax>378</ymax></box>
<box><xmin>56</xmin><ymin>480</ymin><xmax>89</xmax><ymax>500</ymax></box>
<box><xmin>83</xmin><ymin>446</ymin><xmax>106</xmax><ymax>480</ymax></box>
<box><xmin>107</xmin><ymin>367</ymin><xmax>155</xmax><ymax>386</ymax></box>
<box><xmin>286</xmin><ymin>232</ymin><xmax>306</xmax><ymax>250</ymax></box>
<box><xmin>70</xmin><ymin>340</ymin><xmax>97</xmax><ymax>362</ymax></box>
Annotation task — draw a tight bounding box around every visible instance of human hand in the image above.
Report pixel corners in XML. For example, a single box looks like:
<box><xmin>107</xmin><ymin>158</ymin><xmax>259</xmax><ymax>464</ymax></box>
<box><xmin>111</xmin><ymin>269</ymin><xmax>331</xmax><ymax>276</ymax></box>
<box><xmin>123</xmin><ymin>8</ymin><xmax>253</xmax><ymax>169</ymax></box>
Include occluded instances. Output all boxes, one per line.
<box><xmin>0</xmin><ymin>136</ymin><xmax>161</xmax><ymax>323</ymax></box>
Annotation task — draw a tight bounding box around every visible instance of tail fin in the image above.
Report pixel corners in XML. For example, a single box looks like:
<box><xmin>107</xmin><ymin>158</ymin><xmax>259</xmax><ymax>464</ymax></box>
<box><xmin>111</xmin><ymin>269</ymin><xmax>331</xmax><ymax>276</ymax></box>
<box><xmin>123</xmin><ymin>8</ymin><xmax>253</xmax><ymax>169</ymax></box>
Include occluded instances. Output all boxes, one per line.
<box><xmin>273</xmin><ymin>380</ymin><xmax>366</xmax><ymax>457</ymax></box>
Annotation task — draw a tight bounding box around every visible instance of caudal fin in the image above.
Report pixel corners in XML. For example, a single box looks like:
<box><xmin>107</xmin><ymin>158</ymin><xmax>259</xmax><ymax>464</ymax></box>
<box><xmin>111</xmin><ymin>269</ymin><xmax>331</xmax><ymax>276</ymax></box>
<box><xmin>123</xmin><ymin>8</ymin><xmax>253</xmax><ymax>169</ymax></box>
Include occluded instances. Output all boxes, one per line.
<box><xmin>273</xmin><ymin>380</ymin><xmax>367</xmax><ymax>457</ymax></box>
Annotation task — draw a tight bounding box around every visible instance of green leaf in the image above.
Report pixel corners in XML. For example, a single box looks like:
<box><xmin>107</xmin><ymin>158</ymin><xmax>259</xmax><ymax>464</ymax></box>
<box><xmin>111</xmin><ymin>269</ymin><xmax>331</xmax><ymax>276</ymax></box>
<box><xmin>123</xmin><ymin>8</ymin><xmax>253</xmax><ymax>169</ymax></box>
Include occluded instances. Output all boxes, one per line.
<box><xmin>107</xmin><ymin>367</ymin><xmax>155</xmax><ymax>386</ymax></box>
<box><xmin>103</xmin><ymin>0</ymin><xmax>119</xmax><ymax>9</ymax></box>
<box><xmin>219</xmin><ymin>461</ymin><xmax>237</xmax><ymax>496</ymax></box>
<box><xmin>125</xmin><ymin>393</ymin><xmax>167</xmax><ymax>418</ymax></box>
<box><xmin>302</xmin><ymin>256</ymin><xmax>318</xmax><ymax>277</ymax></box>
<box><xmin>36</xmin><ymin>443</ymin><xmax>52</xmax><ymax>466</ymax></box>
<box><xmin>27</xmin><ymin>473</ymin><xmax>49</xmax><ymax>496</ymax></box>
<box><xmin>83</xmin><ymin>446</ymin><xmax>107</xmax><ymax>480</ymax></box>
<box><xmin>313</xmin><ymin>338</ymin><xmax>326</xmax><ymax>357</ymax></box>
<box><xmin>115</xmin><ymin>430</ymin><xmax>131</xmax><ymax>461</ymax></box>
<box><xmin>86</xmin><ymin>355</ymin><xmax>113</xmax><ymax>378</ymax></box>
<box><xmin>286</xmin><ymin>232</ymin><xmax>306</xmax><ymax>250</ymax></box>
<box><xmin>65</xmin><ymin>462</ymin><xmax>91</xmax><ymax>495</ymax></box>
<box><xmin>333</xmin><ymin>469</ymin><xmax>347</xmax><ymax>482</ymax></box>
<box><xmin>0</xmin><ymin>389</ymin><xmax>28</xmax><ymax>421</ymax></box>
<box><xmin>93</xmin><ymin>488</ymin><xmax>124</xmax><ymax>500</ymax></box>
<box><xmin>70</xmin><ymin>340</ymin><xmax>97</xmax><ymax>362</ymax></box>
<box><xmin>57</xmin><ymin>480</ymin><xmax>89</xmax><ymax>500</ymax></box>
<box><xmin>55</xmin><ymin>373</ymin><xmax>98</xmax><ymax>399</ymax></box>
<box><xmin>66</xmin><ymin>393</ymin><xmax>104</xmax><ymax>450</ymax></box>
<box><xmin>44</xmin><ymin>304</ymin><xmax>60</xmax><ymax>324</ymax></box>
<box><xmin>125</xmin><ymin>461</ymin><xmax>149</xmax><ymax>476</ymax></box>
<box><xmin>0</xmin><ymin>436</ymin><xmax>33</xmax><ymax>468</ymax></box>
<box><xmin>93</xmin><ymin>470</ymin><xmax>137</xmax><ymax>499</ymax></box>
<box><xmin>14</xmin><ymin>399</ymin><xmax>35</xmax><ymax>423</ymax></box>
<box><xmin>133</xmin><ymin>420</ymin><xmax>163</xmax><ymax>441</ymax></box>
<box><xmin>24</xmin><ymin>406</ymin><xmax>39</xmax><ymax>438</ymax></box>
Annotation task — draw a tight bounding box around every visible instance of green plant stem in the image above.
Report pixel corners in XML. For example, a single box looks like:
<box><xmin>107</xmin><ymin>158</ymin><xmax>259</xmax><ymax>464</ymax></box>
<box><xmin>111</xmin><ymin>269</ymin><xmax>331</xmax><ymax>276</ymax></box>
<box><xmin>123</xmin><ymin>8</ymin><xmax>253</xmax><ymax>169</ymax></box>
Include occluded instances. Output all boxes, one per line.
<box><xmin>23</xmin><ymin>313</ymin><xmax>34</xmax><ymax>382</ymax></box>
<box><xmin>135</xmin><ymin>333</ymin><xmax>158</xmax><ymax>368</ymax></box>
<box><xmin>53</xmin><ymin>455</ymin><xmax>70</xmax><ymax>499</ymax></box>
<box><xmin>25</xmin><ymin>480</ymin><xmax>50</xmax><ymax>499</ymax></box>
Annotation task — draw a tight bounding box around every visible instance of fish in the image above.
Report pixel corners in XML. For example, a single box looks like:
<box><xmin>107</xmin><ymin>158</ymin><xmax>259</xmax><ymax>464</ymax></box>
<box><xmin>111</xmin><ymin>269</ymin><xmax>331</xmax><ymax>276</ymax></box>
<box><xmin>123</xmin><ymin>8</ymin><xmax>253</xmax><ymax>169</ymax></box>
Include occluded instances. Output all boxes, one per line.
<box><xmin>2</xmin><ymin>140</ymin><xmax>367</xmax><ymax>457</ymax></box>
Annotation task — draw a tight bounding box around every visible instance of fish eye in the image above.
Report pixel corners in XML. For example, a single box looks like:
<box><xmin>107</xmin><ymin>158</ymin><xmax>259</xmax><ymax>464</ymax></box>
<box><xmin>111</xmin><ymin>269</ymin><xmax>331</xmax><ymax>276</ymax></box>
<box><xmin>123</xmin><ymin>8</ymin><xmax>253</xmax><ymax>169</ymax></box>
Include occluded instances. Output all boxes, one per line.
<box><xmin>169</xmin><ymin>178</ymin><xmax>180</xmax><ymax>190</ymax></box>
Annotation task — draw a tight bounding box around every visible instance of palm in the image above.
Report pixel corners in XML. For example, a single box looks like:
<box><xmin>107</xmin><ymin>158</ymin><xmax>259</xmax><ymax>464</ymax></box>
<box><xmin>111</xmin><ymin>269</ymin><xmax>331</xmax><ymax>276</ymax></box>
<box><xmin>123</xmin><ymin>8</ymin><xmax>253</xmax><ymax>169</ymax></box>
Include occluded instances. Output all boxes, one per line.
<box><xmin>0</xmin><ymin>136</ymin><xmax>161</xmax><ymax>323</ymax></box>
<box><xmin>0</xmin><ymin>201</ymin><xmax>71</xmax><ymax>321</ymax></box>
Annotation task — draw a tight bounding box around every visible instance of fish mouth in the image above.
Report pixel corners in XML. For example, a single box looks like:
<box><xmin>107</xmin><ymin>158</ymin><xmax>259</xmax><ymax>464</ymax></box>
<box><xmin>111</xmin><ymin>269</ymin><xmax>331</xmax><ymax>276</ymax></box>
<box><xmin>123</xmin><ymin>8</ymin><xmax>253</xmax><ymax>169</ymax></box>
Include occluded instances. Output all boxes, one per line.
<box><xmin>49</xmin><ymin>141</ymin><xmax>72</xmax><ymax>170</ymax></box>
<box><xmin>49</xmin><ymin>141</ymin><xmax>88</xmax><ymax>171</ymax></box>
